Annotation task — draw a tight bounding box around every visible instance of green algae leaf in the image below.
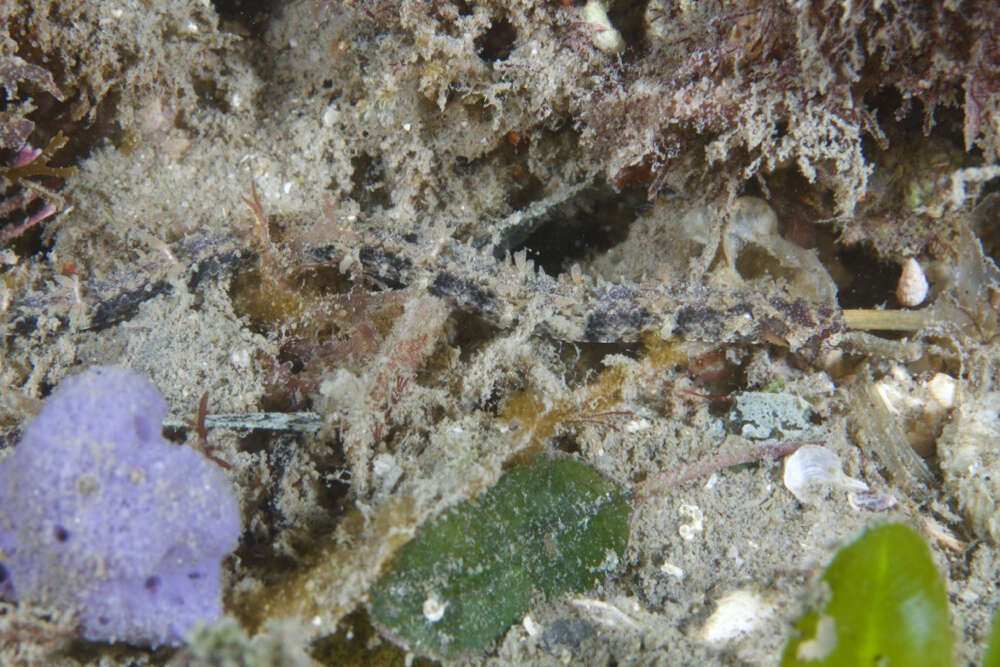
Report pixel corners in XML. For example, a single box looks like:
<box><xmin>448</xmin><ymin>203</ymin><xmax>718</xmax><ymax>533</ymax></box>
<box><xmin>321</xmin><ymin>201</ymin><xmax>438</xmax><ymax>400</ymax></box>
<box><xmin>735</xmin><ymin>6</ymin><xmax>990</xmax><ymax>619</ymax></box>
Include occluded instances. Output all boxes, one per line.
<box><xmin>369</xmin><ymin>457</ymin><xmax>631</xmax><ymax>659</ymax></box>
<box><xmin>781</xmin><ymin>523</ymin><xmax>951</xmax><ymax>666</ymax></box>
<box><xmin>984</xmin><ymin>604</ymin><xmax>1000</xmax><ymax>667</ymax></box>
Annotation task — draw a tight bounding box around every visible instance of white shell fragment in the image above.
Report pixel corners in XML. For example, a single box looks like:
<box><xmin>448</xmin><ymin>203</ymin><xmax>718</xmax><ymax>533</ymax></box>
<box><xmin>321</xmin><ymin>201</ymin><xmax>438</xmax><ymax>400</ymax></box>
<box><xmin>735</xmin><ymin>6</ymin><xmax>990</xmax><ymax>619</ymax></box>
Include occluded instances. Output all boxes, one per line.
<box><xmin>783</xmin><ymin>445</ymin><xmax>868</xmax><ymax>504</ymax></box>
<box><xmin>660</xmin><ymin>562</ymin><xmax>685</xmax><ymax>580</ymax></box>
<box><xmin>570</xmin><ymin>598</ymin><xmax>640</xmax><ymax>630</ymax></box>
<box><xmin>896</xmin><ymin>257</ymin><xmax>929</xmax><ymax>307</ymax></box>
<box><xmin>522</xmin><ymin>614</ymin><xmax>540</xmax><ymax>637</ymax></box>
<box><xmin>422</xmin><ymin>595</ymin><xmax>448</xmax><ymax>623</ymax></box>
<box><xmin>698</xmin><ymin>589</ymin><xmax>775</xmax><ymax>646</ymax></box>
<box><xmin>871</xmin><ymin>368</ymin><xmax>959</xmax><ymax>458</ymax></box>
<box><xmin>925</xmin><ymin>373</ymin><xmax>957</xmax><ymax>412</ymax></box>
<box><xmin>678</xmin><ymin>503</ymin><xmax>704</xmax><ymax>541</ymax></box>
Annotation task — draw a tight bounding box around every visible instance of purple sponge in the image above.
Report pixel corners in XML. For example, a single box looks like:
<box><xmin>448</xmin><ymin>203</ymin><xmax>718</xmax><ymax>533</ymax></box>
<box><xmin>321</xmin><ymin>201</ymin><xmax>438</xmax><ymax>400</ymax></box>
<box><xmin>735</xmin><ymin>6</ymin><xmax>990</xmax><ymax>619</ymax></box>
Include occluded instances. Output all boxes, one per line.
<box><xmin>0</xmin><ymin>366</ymin><xmax>241</xmax><ymax>646</ymax></box>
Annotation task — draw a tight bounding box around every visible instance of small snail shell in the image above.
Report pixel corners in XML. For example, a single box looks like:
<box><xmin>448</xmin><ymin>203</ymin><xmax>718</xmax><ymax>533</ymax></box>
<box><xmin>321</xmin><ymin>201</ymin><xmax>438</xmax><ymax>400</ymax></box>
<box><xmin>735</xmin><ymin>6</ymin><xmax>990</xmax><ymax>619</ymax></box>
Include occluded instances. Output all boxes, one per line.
<box><xmin>896</xmin><ymin>257</ymin><xmax>929</xmax><ymax>307</ymax></box>
<box><xmin>783</xmin><ymin>445</ymin><xmax>868</xmax><ymax>504</ymax></box>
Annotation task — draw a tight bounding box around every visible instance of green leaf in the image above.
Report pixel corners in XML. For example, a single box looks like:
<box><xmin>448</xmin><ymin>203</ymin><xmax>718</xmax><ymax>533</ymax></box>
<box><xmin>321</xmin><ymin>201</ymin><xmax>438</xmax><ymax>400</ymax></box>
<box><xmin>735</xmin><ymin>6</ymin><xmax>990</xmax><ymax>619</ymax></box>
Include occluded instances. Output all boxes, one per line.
<box><xmin>984</xmin><ymin>604</ymin><xmax>1000</xmax><ymax>667</ymax></box>
<box><xmin>369</xmin><ymin>457</ymin><xmax>631</xmax><ymax>659</ymax></box>
<box><xmin>782</xmin><ymin>523</ymin><xmax>951</xmax><ymax>666</ymax></box>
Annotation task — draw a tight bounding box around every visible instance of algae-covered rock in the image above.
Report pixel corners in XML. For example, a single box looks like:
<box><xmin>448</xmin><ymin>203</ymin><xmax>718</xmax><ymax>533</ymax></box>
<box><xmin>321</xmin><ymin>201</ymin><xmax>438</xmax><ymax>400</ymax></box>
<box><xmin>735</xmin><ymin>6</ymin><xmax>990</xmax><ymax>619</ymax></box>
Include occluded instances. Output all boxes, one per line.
<box><xmin>727</xmin><ymin>391</ymin><xmax>824</xmax><ymax>444</ymax></box>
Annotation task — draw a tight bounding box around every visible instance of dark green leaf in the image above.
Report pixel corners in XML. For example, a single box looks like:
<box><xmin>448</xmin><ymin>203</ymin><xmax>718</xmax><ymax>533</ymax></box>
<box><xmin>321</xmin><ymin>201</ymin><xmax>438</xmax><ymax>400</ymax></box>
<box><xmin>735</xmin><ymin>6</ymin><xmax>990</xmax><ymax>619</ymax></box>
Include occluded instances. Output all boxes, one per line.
<box><xmin>369</xmin><ymin>457</ymin><xmax>631</xmax><ymax>659</ymax></box>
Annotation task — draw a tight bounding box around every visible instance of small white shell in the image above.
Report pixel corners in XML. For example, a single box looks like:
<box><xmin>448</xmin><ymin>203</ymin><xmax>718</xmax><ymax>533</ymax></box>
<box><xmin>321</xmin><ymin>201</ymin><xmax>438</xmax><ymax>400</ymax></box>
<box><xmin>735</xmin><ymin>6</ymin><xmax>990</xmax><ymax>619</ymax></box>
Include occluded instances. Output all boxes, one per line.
<box><xmin>570</xmin><ymin>598</ymin><xmax>639</xmax><ymax>630</ymax></box>
<box><xmin>422</xmin><ymin>595</ymin><xmax>448</xmax><ymax>623</ymax></box>
<box><xmin>924</xmin><ymin>372</ymin><xmax>957</xmax><ymax>412</ymax></box>
<box><xmin>698</xmin><ymin>589</ymin><xmax>775</xmax><ymax>646</ymax></box>
<box><xmin>677</xmin><ymin>503</ymin><xmax>704</xmax><ymax>540</ymax></box>
<box><xmin>660</xmin><ymin>562</ymin><xmax>685</xmax><ymax>580</ymax></box>
<box><xmin>896</xmin><ymin>257</ymin><xmax>929</xmax><ymax>307</ymax></box>
<box><xmin>783</xmin><ymin>445</ymin><xmax>868</xmax><ymax>504</ymax></box>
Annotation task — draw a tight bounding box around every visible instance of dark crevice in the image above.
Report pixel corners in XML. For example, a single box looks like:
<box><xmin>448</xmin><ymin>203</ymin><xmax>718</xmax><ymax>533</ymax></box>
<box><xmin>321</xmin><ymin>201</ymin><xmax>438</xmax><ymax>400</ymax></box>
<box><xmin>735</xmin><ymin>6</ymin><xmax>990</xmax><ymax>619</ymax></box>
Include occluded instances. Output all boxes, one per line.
<box><xmin>560</xmin><ymin>340</ymin><xmax>642</xmax><ymax>387</ymax></box>
<box><xmin>835</xmin><ymin>243</ymin><xmax>901</xmax><ymax>309</ymax></box>
<box><xmin>506</xmin><ymin>184</ymin><xmax>650</xmax><ymax>277</ymax></box>
<box><xmin>212</xmin><ymin>0</ymin><xmax>276</xmax><ymax>36</ymax></box>
<box><xmin>609</xmin><ymin>0</ymin><xmax>651</xmax><ymax>56</ymax></box>
<box><xmin>349</xmin><ymin>152</ymin><xmax>390</xmax><ymax>212</ymax></box>
<box><xmin>974</xmin><ymin>192</ymin><xmax>1000</xmax><ymax>266</ymax></box>
<box><xmin>311</xmin><ymin>608</ymin><xmax>436</xmax><ymax>665</ymax></box>
<box><xmin>476</xmin><ymin>18</ymin><xmax>517</xmax><ymax>62</ymax></box>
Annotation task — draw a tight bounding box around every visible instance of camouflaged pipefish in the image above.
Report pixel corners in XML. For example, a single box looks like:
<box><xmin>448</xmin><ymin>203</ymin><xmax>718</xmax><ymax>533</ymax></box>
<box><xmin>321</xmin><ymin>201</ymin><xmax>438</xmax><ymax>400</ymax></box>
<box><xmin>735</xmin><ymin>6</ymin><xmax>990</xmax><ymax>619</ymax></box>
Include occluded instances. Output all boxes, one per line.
<box><xmin>9</xmin><ymin>222</ymin><xmax>843</xmax><ymax>360</ymax></box>
<box><xmin>310</xmin><ymin>225</ymin><xmax>844</xmax><ymax>359</ymax></box>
